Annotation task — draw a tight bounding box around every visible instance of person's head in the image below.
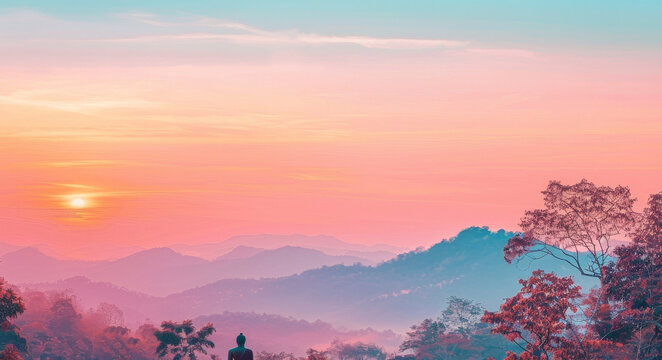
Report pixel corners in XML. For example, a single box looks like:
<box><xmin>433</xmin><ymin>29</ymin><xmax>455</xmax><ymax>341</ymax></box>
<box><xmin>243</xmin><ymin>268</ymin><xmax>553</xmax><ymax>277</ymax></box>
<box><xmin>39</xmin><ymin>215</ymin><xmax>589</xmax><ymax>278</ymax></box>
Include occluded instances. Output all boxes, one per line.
<box><xmin>236</xmin><ymin>333</ymin><xmax>246</xmax><ymax>346</ymax></box>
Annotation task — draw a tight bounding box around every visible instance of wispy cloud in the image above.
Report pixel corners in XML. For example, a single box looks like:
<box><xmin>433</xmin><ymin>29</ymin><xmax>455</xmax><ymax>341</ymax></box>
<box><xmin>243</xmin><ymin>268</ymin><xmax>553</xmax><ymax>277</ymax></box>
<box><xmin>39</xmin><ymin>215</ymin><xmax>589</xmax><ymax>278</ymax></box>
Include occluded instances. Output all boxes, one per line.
<box><xmin>95</xmin><ymin>14</ymin><xmax>469</xmax><ymax>50</ymax></box>
<box><xmin>42</xmin><ymin>160</ymin><xmax>126</xmax><ymax>168</ymax></box>
<box><xmin>463</xmin><ymin>48</ymin><xmax>536</xmax><ymax>58</ymax></box>
<box><xmin>0</xmin><ymin>90</ymin><xmax>158</xmax><ymax>113</ymax></box>
<box><xmin>116</xmin><ymin>12</ymin><xmax>173</xmax><ymax>27</ymax></box>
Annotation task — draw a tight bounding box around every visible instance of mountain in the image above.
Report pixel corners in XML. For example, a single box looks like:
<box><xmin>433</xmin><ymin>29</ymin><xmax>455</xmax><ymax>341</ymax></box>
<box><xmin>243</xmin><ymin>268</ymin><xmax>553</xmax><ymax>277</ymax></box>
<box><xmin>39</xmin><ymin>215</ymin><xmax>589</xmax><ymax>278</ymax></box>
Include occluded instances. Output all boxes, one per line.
<box><xmin>217</xmin><ymin>246</ymin><xmax>266</xmax><ymax>260</ymax></box>
<box><xmin>158</xmin><ymin>227</ymin><xmax>599</xmax><ymax>332</ymax></box>
<box><xmin>171</xmin><ymin>234</ymin><xmax>405</xmax><ymax>262</ymax></box>
<box><xmin>14</xmin><ymin>227</ymin><xmax>600</xmax><ymax>333</ymax></box>
<box><xmin>1</xmin><ymin>245</ymin><xmax>376</xmax><ymax>296</ymax></box>
<box><xmin>0</xmin><ymin>247</ymin><xmax>96</xmax><ymax>283</ymax></box>
<box><xmin>83</xmin><ymin>248</ymin><xmax>210</xmax><ymax>296</ymax></box>
<box><xmin>213</xmin><ymin>246</ymin><xmax>373</xmax><ymax>273</ymax></box>
<box><xmin>0</xmin><ymin>242</ymin><xmax>23</xmax><ymax>256</ymax></box>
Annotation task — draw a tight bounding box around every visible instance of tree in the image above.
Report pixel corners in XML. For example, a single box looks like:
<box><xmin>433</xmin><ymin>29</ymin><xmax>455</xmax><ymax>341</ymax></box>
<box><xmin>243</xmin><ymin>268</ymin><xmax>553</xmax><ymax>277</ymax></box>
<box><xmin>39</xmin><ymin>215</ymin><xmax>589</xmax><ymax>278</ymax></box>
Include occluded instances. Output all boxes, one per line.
<box><xmin>402</xmin><ymin>298</ymin><xmax>512</xmax><ymax>360</ymax></box>
<box><xmin>400</xmin><ymin>318</ymin><xmax>445</xmax><ymax>354</ymax></box>
<box><xmin>439</xmin><ymin>297</ymin><xmax>483</xmax><ymax>336</ymax></box>
<box><xmin>482</xmin><ymin>270</ymin><xmax>600</xmax><ymax>360</ymax></box>
<box><xmin>328</xmin><ymin>341</ymin><xmax>386</xmax><ymax>360</ymax></box>
<box><xmin>255</xmin><ymin>351</ymin><xmax>300</xmax><ymax>360</ymax></box>
<box><xmin>306</xmin><ymin>348</ymin><xmax>330</xmax><ymax>360</ymax></box>
<box><xmin>89</xmin><ymin>302</ymin><xmax>125</xmax><ymax>327</ymax></box>
<box><xmin>602</xmin><ymin>193</ymin><xmax>662</xmax><ymax>359</ymax></box>
<box><xmin>154</xmin><ymin>320</ymin><xmax>215</xmax><ymax>360</ymax></box>
<box><xmin>92</xmin><ymin>325</ymin><xmax>155</xmax><ymax>360</ymax></box>
<box><xmin>0</xmin><ymin>345</ymin><xmax>22</xmax><ymax>360</ymax></box>
<box><xmin>503</xmin><ymin>179</ymin><xmax>636</xmax><ymax>284</ymax></box>
<box><xmin>0</xmin><ymin>279</ymin><xmax>26</xmax><ymax>355</ymax></box>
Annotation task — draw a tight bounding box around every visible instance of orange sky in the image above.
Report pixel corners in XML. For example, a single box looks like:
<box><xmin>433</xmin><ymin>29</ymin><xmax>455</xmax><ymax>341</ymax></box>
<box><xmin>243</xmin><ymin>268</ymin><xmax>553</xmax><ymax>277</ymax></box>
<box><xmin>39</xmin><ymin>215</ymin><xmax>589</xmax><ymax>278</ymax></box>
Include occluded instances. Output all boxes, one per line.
<box><xmin>1</xmin><ymin>9</ymin><xmax>661</xmax><ymax>259</ymax></box>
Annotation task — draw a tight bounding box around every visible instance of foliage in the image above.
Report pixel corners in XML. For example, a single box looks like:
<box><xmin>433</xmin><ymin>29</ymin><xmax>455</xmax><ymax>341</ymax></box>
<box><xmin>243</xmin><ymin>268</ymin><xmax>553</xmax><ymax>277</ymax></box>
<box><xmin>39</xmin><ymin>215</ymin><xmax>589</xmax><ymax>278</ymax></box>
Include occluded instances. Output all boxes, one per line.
<box><xmin>496</xmin><ymin>181</ymin><xmax>662</xmax><ymax>359</ymax></box>
<box><xmin>328</xmin><ymin>340</ymin><xmax>386</xmax><ymax>360</ymax></box>
<box><xmin>602</xmin><ymin>193</ymin><xmax>662</xmax><ymax>359</ymax></box>
<box><xmin>12</xmin><ymin>290</ymin><xmax>156</xmax><ymax>359</ymax></box>
<box><xmin>503</xmin><ymin>179</ymin><xmax>636</xmax><ymax>282</ymax></box>
<box><xmin>401</xmin><ymin>297</ymin><xmax>514</xmax><ymax>360</ymax></box>
<box><xmin>256</xmin><ymin>351</ymin><xmax>301</xmax><ymax>360</ymax></box>
<box><xmin>483</xmin><ymin>271</ymin><xmax>582</xmax><ymax>359</ymax></box>
<box><xmin>154</xmin><ymin>320</ymin><xmax>216</xmax><ymax>360</ymax></box>
<box><xmin>0</xmin><ymin>279</ymin><xmax>26</xmax><ymax>356</ymax></box>
<box><xmin>0</xmin><ymin>344</ymin><xmax>22</xmax><ymax>360</ymax></box>
<box><xmin>306</xmin><ymin>348</ymin><xmax>330</xmax><ymax>360</ymax></box>
<box><xmin>439</xmin><ymin>297</ymin><xmax>483</xmax><ymax>336</ymax></box>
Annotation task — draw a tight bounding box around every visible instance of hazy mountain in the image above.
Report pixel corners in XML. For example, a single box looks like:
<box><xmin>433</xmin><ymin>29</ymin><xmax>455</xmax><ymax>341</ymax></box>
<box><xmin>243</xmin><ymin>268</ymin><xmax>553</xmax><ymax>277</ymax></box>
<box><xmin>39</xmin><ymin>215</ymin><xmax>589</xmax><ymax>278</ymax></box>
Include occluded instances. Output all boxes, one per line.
<box><xmin>171</xmin><ymin>234</ymin><xmax>405</xmax><ymax>262</ymax></box>
<box><xmin>213</xmin><ymin>246</ymin><xmax>373</xmax><ymax>273</ymax></box>
<box><xmin>14</xmin><ymin>227</ymin><xmax>600</xmax><ymax>333</ymax></box>
<box><xmin>217</xmin><ymin>246</ymin><xmax>266</xmax><ymax>260</ymax></box>
<box><xmin>0</xmin><ymin>247</ymin><xmax>97</xmax><ymax>283</ymax></box>
<box><xmin>159</xmin><ymin>227</ymin><xmax>599</xmax><ymax>331</ymax></box>
<box><xmin>0</xmin><ymin>242</ymin><xmax>23</xmax><ymax>256</ymax></box>
<box><xmin>2</xmin><ymin>245</ymin><xmax>376</xmax><ymax>296</ymax></box>
<box><xmin>84</xmin><ymin>248</ymin><xmax>210</xmax><ymax>296</ymax></box>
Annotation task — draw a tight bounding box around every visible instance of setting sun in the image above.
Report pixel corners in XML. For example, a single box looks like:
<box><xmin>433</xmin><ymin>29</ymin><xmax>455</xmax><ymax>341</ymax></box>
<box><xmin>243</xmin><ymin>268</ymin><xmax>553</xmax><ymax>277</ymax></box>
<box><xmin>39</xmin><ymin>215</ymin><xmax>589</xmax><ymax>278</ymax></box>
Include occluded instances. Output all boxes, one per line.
<box><xmin>69</xmin><ymin>197</ymin><xmax>87</xmax><ymax>209</ymax></box>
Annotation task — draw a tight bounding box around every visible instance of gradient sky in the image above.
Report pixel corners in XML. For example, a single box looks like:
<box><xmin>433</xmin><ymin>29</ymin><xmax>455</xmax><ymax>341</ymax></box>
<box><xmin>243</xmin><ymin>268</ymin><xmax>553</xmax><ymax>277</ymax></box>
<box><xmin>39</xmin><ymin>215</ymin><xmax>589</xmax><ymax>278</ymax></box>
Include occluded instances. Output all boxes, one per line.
<box><xmin>1</xmin><ymin>1</ymin><xmax>661</xmax><ymax>259</ymax></box>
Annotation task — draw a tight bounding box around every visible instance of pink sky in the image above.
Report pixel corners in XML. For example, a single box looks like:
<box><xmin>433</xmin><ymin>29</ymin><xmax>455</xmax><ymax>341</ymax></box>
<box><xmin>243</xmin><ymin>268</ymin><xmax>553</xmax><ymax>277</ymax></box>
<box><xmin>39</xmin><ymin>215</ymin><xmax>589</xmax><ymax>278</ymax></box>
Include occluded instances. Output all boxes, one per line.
<box><xmin>1</xmin><ymin>11</ymin><xmax>661</xmax><ymax>259</ymax></box>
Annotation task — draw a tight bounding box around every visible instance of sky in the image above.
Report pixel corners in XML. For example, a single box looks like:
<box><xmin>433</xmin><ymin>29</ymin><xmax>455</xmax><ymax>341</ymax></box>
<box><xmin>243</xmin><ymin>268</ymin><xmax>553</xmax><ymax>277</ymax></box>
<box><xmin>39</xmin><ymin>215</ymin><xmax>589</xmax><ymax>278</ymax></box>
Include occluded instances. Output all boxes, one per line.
<box><xmin>1</xmin><ymin>1</ymin><xmax>661</xmax><ymax>259</ymax></box>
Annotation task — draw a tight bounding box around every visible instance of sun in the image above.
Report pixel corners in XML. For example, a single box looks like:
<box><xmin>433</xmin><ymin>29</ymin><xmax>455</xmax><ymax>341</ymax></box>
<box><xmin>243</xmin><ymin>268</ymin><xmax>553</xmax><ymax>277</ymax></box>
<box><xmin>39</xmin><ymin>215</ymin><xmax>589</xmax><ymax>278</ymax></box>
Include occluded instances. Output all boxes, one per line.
<box><xmin>70</xmin><ymin>197</ymin><xmax>87</xmax><ymax>209</ymax></box>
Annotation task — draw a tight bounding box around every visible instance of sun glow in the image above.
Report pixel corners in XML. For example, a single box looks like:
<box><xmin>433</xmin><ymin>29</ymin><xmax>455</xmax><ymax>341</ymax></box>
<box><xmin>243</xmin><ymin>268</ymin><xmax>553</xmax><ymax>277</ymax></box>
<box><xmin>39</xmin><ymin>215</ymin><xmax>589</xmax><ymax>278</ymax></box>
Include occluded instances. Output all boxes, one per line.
<box><xmin>70</xmin><ymin>197</ymin><xmax>87</xmax><ymax>209</ymax></box>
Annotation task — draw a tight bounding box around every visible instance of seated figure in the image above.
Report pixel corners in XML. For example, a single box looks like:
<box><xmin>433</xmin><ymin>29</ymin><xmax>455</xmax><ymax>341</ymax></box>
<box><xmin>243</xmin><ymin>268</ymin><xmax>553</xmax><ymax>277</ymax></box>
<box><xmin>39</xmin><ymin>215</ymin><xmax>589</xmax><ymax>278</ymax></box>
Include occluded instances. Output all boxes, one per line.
<box><xmin>228</xmin><ymin>333</ymin><xmax>253</xmax><ymax>360</ymax></box>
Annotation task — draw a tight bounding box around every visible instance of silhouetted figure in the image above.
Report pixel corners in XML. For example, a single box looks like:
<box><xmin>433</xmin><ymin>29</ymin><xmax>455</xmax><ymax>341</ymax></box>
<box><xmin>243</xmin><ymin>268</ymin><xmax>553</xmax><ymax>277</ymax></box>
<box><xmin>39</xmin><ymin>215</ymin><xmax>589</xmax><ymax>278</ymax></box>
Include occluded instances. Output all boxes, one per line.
<box><xmin>229</xmin><ymin>333</ymin><xmax>253</xmax><ymax>360</ymax></box>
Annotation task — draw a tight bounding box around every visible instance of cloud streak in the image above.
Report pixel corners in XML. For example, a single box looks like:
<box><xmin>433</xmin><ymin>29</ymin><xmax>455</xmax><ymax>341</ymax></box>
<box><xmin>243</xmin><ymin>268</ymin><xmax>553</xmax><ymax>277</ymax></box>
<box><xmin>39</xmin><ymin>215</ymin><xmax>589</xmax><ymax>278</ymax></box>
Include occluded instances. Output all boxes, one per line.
<box><xmin>0</xmin><ymin>90</ymin><xmax>158</xmax><ymax>114</ymax></box>
<box><xmin>95</xmin><ymin>14</ymin><xmax>469</xmax><ymax>50</ymax></box>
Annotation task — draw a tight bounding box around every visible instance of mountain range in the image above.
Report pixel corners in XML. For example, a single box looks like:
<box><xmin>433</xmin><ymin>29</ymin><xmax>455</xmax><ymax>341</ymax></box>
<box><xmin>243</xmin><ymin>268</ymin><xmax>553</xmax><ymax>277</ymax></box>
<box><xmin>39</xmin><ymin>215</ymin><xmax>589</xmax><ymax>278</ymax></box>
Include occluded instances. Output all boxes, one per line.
<box><xmin>170</xmin><ymin>234</ymin><xmax>405</xmax><ymax>262</ymax></box>
<box><xmin>16</xmin><ymin>227</ymin><xmax>600</xmax><ymax>334</ymax></box>
<box><xmin>1</xmin><ymin>245</ymin><xmax>378</xmax><ymax>296</ymax></box>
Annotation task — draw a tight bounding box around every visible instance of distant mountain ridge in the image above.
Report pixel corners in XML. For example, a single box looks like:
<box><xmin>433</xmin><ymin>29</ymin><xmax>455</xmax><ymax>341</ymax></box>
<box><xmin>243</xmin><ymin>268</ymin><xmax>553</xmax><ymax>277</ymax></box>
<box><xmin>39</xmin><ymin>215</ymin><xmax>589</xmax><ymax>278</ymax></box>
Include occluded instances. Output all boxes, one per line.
<box><xmin>0</xmin><ymin>233</ymin><xmax>402</xmax><ymax>263</ymax></box>
<box><xmin>17</xmin><ymin>227</ymin><xmax>600</xmax><ymax>333</ymax></box>
<box><xmin>171</xmin><ymin>233</ymin><xmax>405</xmax><ymax>262</ymax></box>
<box><xmin>1</xmin><ymin>244</ymin><xmax>377</xmax><ymax>296</ymax></box>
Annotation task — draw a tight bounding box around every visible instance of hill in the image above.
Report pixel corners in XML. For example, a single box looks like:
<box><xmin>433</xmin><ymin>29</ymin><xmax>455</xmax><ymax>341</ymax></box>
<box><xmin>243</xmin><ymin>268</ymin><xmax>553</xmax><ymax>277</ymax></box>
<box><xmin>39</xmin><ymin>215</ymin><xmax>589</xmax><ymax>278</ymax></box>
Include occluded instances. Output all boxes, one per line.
<box><xmin>2</xmin><ymin>245</ymin><xmax>375</xmax><ymax>296</ymax></box>
<box><xmin>17</xmin><ymin>227</ymin><xmax>599</xmax><ymax>333</ymax></box>
<box><xmin>160</xmin><ymin>227</ymin><xmax>598</xmax><ymax>331</ymax></box>
<box><xmin>171</xmin><ymin>234</ymin><xmax>404</xmax><ymax>262</ymax></box>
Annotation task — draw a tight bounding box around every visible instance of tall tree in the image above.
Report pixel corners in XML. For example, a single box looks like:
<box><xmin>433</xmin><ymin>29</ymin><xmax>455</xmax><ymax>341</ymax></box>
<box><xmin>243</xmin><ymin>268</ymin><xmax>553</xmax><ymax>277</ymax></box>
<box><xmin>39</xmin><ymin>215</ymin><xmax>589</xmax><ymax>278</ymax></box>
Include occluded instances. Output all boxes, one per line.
<box><xmin>603</xmin><ymin>193</ymin><xmax>662</xmax><ymax>359</ymax></box>
<box><xmin>503</xmin><ymin>179</ymin><xmax>636</xmax><ymax>284</ymax></box>
<box><xmin>439</xmin><ymin>297</ymin><xmax>483</xmax><ymax>336</ymax></box>
<box><xmin>481</xmin><ymin>270</ymin><xmax>609</xmax><ymax>360</ymax></box>
<box><xmin>155</xmin><ymin>320</ymin><xmax>215</xmax><ymax>360</ymax></box>
<box><xmin>400</xmin><ymin>318</ymin><xmax>446</xmax><ymax>355</ymax></box>
<box><xmin>0</xmin><ymin>279</ymin><xmax>26</xmax><ymax>356</ymax></box>
<box><xmin>402</xmin><ymin>297</ymin><xmax>512</xmax><ymax>360</ymax></box>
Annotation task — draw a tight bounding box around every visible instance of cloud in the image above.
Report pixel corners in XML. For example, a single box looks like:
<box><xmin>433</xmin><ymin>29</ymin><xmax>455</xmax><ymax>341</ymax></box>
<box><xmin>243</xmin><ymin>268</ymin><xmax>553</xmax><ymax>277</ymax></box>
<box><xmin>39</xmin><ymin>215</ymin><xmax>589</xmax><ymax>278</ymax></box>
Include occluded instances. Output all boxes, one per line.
<box><xmin>42</xmin><ymin>160</ymin><xmax>126</xmax><ymax>168</ymax></box>
<box><xmin>463</xmin><ymin>48</ymin><xmax>536</xmax><ymax>58</ymax></box>
<box><xmin>0</xmin><ymin>90</ymin><xmax>158</xmax><ymax>113</ymax></box>
<box><xmin>116</xmin><ymin>12</ymin><xmax>173</xmax><ymax>27</ymax></box>
<box><xmin>93</xmin><ymin>14</ymin><xmax>469</xmax><ymax>50</ymax></box>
